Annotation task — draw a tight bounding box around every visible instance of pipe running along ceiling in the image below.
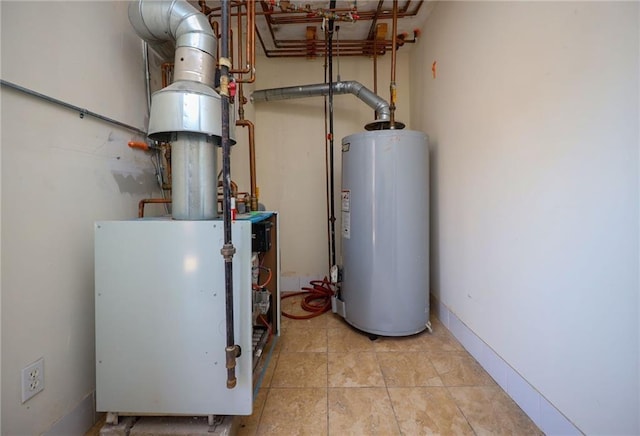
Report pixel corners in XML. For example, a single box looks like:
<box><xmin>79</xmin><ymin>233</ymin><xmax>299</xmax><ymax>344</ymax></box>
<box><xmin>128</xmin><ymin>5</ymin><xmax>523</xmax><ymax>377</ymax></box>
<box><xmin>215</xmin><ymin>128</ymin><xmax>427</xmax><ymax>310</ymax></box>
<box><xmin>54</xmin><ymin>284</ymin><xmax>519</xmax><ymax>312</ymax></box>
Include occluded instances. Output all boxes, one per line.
<box><xmin>202</xmin><ymin>0</ymin><xmax>436</xmax><ymax>58</ymax></box>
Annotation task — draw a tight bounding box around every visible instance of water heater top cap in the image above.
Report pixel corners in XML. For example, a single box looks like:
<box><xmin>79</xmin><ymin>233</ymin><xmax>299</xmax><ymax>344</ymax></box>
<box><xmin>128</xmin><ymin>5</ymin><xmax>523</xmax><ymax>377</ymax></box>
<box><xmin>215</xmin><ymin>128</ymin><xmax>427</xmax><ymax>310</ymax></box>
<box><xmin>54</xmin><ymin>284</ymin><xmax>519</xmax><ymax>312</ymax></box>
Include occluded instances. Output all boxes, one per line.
<box><xmin>365</xmin><ymin>120</ymin><xmax>406</xmax><ymax>131</ymax></box>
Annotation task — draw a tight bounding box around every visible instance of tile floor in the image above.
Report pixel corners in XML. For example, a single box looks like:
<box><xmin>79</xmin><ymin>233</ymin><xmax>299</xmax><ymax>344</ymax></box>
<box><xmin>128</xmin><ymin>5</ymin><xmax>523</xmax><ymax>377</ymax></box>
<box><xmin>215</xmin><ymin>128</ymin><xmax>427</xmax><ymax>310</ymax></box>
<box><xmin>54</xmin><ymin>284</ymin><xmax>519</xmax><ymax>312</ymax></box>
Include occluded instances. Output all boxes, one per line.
<box><xmin>235</xmin><ymin>296</ymin><xmax>542</xmax><ymax>435</ymax></box>
<box><xmin>87</xmin><ymin>296</ymin><xmax>542</xmax><ymax>435</ymax></box>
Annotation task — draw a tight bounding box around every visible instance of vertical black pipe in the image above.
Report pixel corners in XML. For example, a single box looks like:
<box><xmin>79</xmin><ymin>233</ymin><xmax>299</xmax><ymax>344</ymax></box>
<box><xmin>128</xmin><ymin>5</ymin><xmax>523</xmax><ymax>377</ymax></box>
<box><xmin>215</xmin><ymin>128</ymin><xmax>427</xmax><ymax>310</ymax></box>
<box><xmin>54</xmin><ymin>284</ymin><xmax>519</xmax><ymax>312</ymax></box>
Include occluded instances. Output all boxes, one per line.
<box><xmin>323</xmin><ymin>44</ymin><xmax>332</xmax><ymax>271</ymax></box>
<box><xmin>220</xmin><ymin>0</ymin><xmax>238</xmax><ymax>389</ymax></box>
<box><xmin>328</xmin><ymin>0</ymin><xmax>337</xmax><ymax>268</ymax></box>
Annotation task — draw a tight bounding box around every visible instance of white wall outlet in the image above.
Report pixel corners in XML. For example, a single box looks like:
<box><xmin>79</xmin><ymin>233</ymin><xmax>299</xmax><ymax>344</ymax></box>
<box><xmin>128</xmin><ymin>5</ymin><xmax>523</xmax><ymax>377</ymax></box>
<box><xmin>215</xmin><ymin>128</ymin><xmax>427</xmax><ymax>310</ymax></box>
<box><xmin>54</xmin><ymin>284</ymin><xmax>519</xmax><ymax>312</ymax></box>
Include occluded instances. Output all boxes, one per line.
<box><xmin>21</xmin><ymin>357</ymin><xmax>44</xmax><ymax>403</ymax></box>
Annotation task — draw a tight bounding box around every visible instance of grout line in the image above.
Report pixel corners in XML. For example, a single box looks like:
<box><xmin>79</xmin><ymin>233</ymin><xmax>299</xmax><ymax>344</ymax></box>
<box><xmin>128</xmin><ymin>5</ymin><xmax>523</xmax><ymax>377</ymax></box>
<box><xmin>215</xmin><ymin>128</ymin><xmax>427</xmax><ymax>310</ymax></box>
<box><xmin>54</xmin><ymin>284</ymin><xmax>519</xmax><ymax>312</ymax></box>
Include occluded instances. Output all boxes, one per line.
<box><xmin>251</xmin><ymin>388</ymin><xmax>269</xmax><ymax>436</ymax></box>
<box><xmin>374</xmin><ymin>350</ymin><xmax>404</xmax><ymax>434</ymax></box>
<box><xmin>253</xmin><ymin>349</ymin><xmax>282</xmax><ymax>433</ymax></box>
<box><xmin>427</xmin><ymin>311</ymin><xmax>482</xmax><ymax>436</ymax></box>
<box><xmin>444</xmin><ymin>384</ymin><xmax>479</xmax><ymax>436</ymax></box>
<box><xmin>326</xmin><ymin>344</ymin><xmax>330</xmax><ymax>436</ymax></box>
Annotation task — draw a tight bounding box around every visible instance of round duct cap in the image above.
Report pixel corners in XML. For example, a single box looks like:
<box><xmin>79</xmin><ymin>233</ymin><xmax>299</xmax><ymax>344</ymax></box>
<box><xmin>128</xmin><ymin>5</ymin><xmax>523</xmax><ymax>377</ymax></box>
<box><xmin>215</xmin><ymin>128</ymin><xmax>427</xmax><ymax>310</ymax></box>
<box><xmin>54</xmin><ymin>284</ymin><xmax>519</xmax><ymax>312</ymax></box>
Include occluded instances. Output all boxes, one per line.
<box><xmin>364</xmin><ymin>120</ymin><xmax>406</xmax><ymax>131</ymax></box>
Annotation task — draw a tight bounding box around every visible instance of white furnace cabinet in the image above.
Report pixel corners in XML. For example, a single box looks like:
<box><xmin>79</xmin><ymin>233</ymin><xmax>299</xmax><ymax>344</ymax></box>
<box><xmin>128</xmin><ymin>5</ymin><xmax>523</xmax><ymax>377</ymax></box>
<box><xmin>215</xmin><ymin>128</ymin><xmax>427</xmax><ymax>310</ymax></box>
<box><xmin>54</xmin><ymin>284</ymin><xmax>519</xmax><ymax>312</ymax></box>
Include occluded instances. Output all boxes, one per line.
<box><xmin>95</xmin><ymin>216</ymin><xmax>278</xmax><ymax>417</ymax></box>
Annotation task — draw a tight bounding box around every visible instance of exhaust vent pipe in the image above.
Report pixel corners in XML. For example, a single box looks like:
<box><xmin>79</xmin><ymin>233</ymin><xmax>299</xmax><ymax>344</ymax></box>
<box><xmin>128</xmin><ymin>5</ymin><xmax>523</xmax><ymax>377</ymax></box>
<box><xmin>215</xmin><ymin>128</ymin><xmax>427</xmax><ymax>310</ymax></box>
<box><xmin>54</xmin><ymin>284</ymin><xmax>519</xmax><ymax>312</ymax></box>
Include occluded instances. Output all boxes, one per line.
<box><xmin>251</xmin><ymin>81</ymin><xmax>404</xmax><ymax>130</ymax></box>
<box><xmin>128</xmin><ymin>0</ymin><xmax>217</xmax><ymax>84</ymax></box>
<box><xmin>129</xmin><ymin>0</ymin><xmax>236</xmax><ymax>220</ymax></box>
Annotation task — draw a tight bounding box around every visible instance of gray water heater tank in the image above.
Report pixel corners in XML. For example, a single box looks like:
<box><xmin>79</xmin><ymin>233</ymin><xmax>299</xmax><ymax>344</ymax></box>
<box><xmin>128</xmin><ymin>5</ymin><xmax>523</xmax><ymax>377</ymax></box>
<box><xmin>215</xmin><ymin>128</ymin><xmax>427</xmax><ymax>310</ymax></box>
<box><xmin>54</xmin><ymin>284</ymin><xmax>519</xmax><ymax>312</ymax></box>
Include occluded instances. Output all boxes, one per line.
<box><xmin>332</xmin><ymin>129</ymin><xmax>429</xmax><ymax>336</ymax></box>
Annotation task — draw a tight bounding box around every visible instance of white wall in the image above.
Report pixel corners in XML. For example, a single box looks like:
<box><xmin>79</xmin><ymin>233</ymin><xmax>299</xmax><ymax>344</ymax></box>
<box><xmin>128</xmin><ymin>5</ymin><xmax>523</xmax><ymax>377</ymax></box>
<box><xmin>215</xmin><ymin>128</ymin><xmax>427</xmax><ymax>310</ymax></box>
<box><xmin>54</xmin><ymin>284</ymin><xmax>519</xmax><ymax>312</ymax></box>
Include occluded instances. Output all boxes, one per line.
<box><xmin>411</xmin><ymin>2</ymin><xmax>639</xmax><ymax>434</ymax></box>
<box><xmin>1</xmin><ymin>2</ymin><xmax>160</xmax><ymax>434</ymax></box>
<box><xmin>250</xmin><ymin>53</ymin><xmax>411</xmax><ymax>280</ymax></box>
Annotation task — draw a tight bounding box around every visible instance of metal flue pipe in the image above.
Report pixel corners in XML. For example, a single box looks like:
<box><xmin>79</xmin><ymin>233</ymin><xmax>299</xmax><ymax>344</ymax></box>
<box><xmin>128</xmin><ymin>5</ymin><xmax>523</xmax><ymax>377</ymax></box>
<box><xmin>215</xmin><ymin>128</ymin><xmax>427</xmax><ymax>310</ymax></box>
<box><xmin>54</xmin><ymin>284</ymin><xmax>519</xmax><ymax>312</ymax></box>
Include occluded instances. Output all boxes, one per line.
<box><xmin>251</xmin><ymin>81</ymin><xmax>391</xmax><ymax>129</ymax></box>
<box><xmin>129</xmin><ymin>0</ymin><xmax>236</xmax><ymax>220</ymax></box>
<box><xmin>128</xmin><ymin>0</ymin><xmax>217</xmax><ymax>81</ymax></box>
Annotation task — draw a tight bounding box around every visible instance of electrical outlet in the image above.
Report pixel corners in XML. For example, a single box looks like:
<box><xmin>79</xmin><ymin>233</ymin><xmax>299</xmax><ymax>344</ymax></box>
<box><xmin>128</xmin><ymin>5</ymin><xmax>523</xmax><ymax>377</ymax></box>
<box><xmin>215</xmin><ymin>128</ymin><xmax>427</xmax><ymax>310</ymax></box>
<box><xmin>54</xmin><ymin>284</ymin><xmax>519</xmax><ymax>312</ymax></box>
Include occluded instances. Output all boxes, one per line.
<box><xmin>21</xmin><ymin>357</ymin><xmax>44</xmax><ymax>403</ymax></box>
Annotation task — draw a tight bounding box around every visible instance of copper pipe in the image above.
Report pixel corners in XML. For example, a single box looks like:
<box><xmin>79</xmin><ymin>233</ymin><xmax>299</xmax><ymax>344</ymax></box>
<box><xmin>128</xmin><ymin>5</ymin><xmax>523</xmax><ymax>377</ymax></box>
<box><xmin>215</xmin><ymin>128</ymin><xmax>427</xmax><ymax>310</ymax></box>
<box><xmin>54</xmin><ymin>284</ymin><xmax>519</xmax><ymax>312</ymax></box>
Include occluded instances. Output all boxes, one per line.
<box><xmin>138</xmin><ymin>198</ymin><xmax>171</xmax><ymax>218</ymax></box>
<box><xmin>258</xmin><ymin>44</ymin><xmax>392</xmax><ymax>52</ymax></box>
<box><xmin>199</xmin><ymin>0</ymin><xmax>212</xmax><ymax>15</ymax></box>
<box><xmin>236</xmin><ymin>119</ymin><xmax>258</xmax><ymax>211</ymax></box>
<box><xmin>234</xmin><ymin>2</ymin><xmax>256</xmax><ymax>209</ymax></box>
<box><xmin>229</xmin><ymin>28</ymin><xmax>234</xmax><ymax>66</ymax></box>
<box><xmin>217</xmin><ymin>180</ymin><xmax>238</xmax><ymax>198</ymax></box>
<box><xmin>236</xmin><ymin>1</ymin><xmax>244</xmax><ymax>87</ymax></box>
<box><xmin>229</xmin><ymin>0</ymin><xmax>256</xmax><ymax>83</ymax></box>
<box><xmin>253</xmin><ymin>0</ymin><xmax>422</xmax><ymax>57</ymax></box>
<box><xmin>161</xmin><ymin>62</ymin><xmax>174</xmax><ymax>88</ymax></box>
<box><xmin>211</xmin><ymin>19</ymin><xmax>220</xmax><ymax>62</ymax></box>
<box><xmin>209</xmin><ymin>4</ymin><xmax>420</xmax><ymax>18</ymax></box>
<box><xmin>247</xmin><ymin>0</ymin><xmax>257</xmax><ymax>83</ymax></box>
<box><xmin>373</xmin><ymin>38</ymin><xmax>378</xmax><ymax>117</ymax></box>
<box><xmin>263</xmin><ymin>51</ymin><xmax>388</xmax><ymax>58</ymax></box>
<box><xmin>265</xmin><ymin>9</ymin><xmax>418</xmax><ymax>24</ymax></box>
<box><xmin>268</xmin><ymin>39</ymin><xmax>395</xmax><ymax>46</ymax></box>
<box><xmin>236</xmin><ymin>2</ymin><xmax>246</xmax><ymax>119</ymax></box>
<box><xmin>263</xmin><ymin>46</ymin><xmax>388</xmax><ymax>53</ymax></box>
<box><xmin>389</xmin><ymin>0</ymin><xmax>398</xmax><ymax>128</ymax></box>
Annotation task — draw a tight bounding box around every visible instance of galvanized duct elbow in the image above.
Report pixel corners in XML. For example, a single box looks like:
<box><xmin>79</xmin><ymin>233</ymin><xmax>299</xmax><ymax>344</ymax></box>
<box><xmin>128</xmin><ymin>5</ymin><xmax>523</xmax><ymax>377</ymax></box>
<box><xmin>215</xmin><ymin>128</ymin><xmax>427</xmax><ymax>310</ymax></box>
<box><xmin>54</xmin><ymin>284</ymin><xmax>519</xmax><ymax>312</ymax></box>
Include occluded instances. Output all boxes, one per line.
<box><xmin>128</xmin><ymin>0</ymin><xmax>216</xmax><ymax>84</ymax></box>
<box><xmin>251</xmin><ymin>81</ymin><xmax>402</xmax><ymax>130</ymax></box>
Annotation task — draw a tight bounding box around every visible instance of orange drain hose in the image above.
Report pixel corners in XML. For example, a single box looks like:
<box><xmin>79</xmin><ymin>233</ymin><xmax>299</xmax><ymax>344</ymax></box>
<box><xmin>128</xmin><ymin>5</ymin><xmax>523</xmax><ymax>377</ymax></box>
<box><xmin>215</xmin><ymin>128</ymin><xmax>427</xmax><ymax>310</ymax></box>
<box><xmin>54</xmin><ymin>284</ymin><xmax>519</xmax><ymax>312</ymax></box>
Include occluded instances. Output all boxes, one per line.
<box><xmin>281</xmin><ymin>277</ymin><xmax>336</xmax><ymax>319</ymax></box>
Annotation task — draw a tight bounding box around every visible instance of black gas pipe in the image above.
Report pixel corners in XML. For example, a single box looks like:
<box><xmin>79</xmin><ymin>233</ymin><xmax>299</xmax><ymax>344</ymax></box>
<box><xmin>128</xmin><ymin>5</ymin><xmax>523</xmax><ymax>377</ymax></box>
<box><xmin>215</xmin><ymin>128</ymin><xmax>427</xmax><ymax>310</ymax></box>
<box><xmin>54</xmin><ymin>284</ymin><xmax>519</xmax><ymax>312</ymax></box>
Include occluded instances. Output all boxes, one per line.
<box><xmin>327</xmin><ymin>0</ymin><xmax>337</xmax><ymax>268</ymax></box>
<box><xmin>220</xmin><ymin>0</ymin><xmax>240</xmax><ymax>389</ymax></box>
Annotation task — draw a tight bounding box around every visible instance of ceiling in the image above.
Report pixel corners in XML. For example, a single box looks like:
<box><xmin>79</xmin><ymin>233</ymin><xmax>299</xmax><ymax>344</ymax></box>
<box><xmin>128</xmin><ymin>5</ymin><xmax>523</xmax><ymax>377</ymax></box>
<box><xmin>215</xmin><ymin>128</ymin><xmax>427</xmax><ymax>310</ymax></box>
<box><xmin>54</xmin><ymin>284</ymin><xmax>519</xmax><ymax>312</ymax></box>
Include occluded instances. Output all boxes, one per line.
<box><xmin>201</xmin><ymin>1</ymin><xmax>436</xmax><ymax>58</ymax></box>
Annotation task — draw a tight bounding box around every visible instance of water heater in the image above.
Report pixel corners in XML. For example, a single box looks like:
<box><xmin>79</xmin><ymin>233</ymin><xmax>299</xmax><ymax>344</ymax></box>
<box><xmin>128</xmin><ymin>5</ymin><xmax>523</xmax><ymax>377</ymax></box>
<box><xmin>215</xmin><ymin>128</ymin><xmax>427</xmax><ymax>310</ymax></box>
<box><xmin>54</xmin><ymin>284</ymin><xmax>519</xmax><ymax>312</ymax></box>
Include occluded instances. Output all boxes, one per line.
<box><xmin>332</xmin><ymin>129</ymin><xmax>430</xmax><ymax>336</ymax></box>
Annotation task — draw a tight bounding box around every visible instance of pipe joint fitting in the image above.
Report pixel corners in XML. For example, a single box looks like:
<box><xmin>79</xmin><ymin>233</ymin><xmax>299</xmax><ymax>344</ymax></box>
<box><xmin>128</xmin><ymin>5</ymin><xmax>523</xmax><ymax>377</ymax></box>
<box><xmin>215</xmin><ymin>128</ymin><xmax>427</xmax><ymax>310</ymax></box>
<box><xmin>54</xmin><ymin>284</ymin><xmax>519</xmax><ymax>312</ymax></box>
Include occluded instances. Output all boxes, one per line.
<box><xmin>220</xmin><ymin>243</ymin><xmax>236</xmax><ymax>261</ymax></box>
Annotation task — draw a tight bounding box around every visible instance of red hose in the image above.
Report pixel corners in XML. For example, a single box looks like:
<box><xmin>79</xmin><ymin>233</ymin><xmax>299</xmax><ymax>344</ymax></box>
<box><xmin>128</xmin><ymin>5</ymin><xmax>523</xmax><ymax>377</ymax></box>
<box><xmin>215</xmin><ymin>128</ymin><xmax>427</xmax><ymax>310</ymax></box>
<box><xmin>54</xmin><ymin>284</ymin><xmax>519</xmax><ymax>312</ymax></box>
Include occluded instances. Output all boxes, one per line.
<box><xmin>281</xmin><ymin>277</ymin><xmax>336</xmax><ymax>319</ymax></box>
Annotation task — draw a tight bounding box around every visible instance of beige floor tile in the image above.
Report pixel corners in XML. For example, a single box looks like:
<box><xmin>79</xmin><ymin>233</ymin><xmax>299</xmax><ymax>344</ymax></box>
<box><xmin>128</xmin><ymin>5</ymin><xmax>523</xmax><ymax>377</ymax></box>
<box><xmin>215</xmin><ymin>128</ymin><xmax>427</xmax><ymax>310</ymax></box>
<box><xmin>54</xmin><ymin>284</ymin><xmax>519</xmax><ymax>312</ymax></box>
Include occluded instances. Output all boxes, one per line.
<box><xmin>271</xmin><ymin>334</ymin><xmax>283</xmax><ymax>355</ymax></box>
<box><xmin>271</xmin><ymin>352</ymin><xmax>327</xmax><ymax>388</ymax></box>
<box><xmin>430</xmin><ymin>316</ymin><xmax>446</xmax><ymax>329</ymax></box>
<box><xmin>281</xmin><ymin>313</ymin><xmax>329</xmax><ymax>329</ymax></box>
<box><xmin>326</xmin><ymin>313</ymin><xmax>350</xmax><ymax>329</ymax></box>
<box><xmin>328</xmin><ymin>388</ymin><xmax>400</xmax><ymax>435</ymax></box>
<box><xmin>328</xmin><ymin>327</ymin><xmax>375</xmax><ymax>352</ymax></box>
<box><xmin>429</xmin><ymin>351</ymin><xmax>496</xmax><ymax>386</ymax></box>
<box><xmin>258</xmin><ymin>388</ymin><xmax>327</xmax><ymax>435</ymax></box>
<box><xmin>372</xmin><ymin>331</ymin><xmax>432</xmax><ymax>352</ymax></box>
<box><xmin>449</xmin><ymin>386</ymin><xmax>543</xmax><ymax>435</ymax></box>
<box><xmin>279</xmin><ymin>327</ymin><xmax>327</xmax><ymax>353</ymax></box>
<box><xmin>422</xmin><ymin>324</ymin><xmax>465</xmax><ymax>352</ymax></box>
<box><xmin>377</xmin><ymin>352</ymin><xmax>443</xmax><ymax>387</ymax></box>
<box><xmin>236</xmin><ymin>388</ymin><xmax>268</xmax><ymax>436</ymax></box>
<box><xmin>388</xmin><ymin>387</ymin><xmax>475</xmax><ymax>435</ymax></box>
<box><xmin>259</xmin><ymin>351</ymin><xmax>279</xmax><ymax>388</ymax></box>
<box><xmin>328</xmin><ymin>352</ymin><xmax>385</xmax><ymax>387</ymax></box>
<box><xmin>84</xmin><ymin>415</ymin><xmax>105</xmax><ymax>436</ymax></box>
<box><xmin>280</xmin><ymin>295</ymin><xmax>332</xmax><ymax>328</ymax></box>
<box><xmin>371</xmin><ymin>324</ymin><xmax>463</xmax><ymax>353</ymax></box>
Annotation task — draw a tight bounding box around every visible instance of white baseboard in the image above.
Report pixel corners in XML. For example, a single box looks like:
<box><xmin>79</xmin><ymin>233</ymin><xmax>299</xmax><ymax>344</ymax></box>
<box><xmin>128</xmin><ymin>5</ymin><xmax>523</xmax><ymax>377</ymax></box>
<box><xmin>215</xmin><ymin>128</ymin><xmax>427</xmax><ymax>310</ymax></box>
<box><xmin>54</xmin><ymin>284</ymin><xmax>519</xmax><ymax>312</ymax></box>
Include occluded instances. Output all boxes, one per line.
<box><xmin>281</xmin><ymin>274</ymin><xmax>327</xmax><ymax>292</ymax></box>
<box><xmin>432</xmin><ymin>296</ymin><xmax>582</xmax><ymax>436</ymax></box>
<box><xmin>45</xmin><ymin>391</ymin><xmax>96</xmax><ymax>436</ymax></box>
